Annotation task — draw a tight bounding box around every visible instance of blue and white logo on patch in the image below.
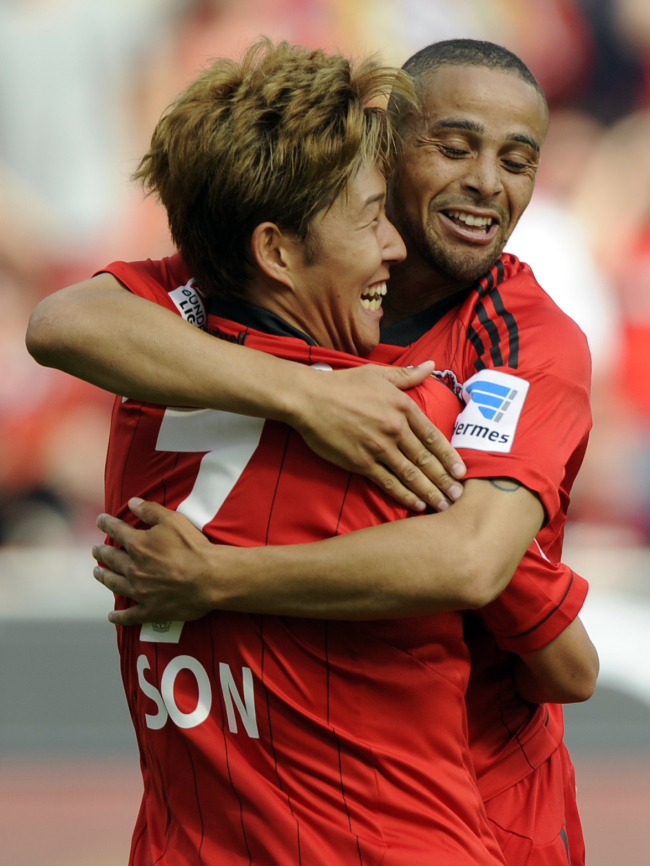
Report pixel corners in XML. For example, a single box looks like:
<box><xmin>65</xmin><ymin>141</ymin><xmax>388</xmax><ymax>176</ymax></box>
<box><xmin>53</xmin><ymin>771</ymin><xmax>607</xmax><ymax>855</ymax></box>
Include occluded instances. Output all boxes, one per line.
<box><xmin>451</xmin><ymin>369</ymin><xmax>529</xmax><ymax>453</ymax></box>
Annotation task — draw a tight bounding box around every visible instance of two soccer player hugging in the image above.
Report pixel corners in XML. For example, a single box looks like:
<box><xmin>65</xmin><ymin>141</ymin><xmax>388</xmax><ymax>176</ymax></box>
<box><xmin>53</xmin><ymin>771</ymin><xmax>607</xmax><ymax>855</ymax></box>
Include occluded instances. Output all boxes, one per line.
<box><xmin>29</xmin><ymin>37</ymin><xmax>598</xmax><ymax>866</ymax></box>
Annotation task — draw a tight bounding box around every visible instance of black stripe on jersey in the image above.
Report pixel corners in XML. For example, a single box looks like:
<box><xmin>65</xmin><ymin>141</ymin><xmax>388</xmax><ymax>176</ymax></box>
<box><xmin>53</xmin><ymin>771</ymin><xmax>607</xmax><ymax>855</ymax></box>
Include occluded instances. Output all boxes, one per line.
<box><xmin>490</xmin><ymin>287</ymin><xmax>519</xmax><ymax>368</ymax></box>
<box><xmin>507</xmin><ymin>572</ymin><xmax>575</xmax><ymax>638</ymax></box>
<box><xmin>472</xmin><ymin>259</ymin><xmax>519</xmax><ymax>370</ymax></box>
<box><xmin>476</xmin><ymin>267</ymin><xmax>494</xmax><ymax>298</ymax></box>
<box><xmin>475</xmin><ymin>300</ymin><xmax>504</xmax><ymax>367</ymax></box>
<box><xmin>210</xmin><ymin>622</ymin><xmax>254</xmax><ymax>865</ymax></box>
<box><xmin>260</xmin><ymin>617</ymin><xmax>304</xmax><ymax>865</ymax></box>
<box><xmin>467</xmin><ymin>325</ymin><xmax>488</xmax><ymax>371</ymax></box>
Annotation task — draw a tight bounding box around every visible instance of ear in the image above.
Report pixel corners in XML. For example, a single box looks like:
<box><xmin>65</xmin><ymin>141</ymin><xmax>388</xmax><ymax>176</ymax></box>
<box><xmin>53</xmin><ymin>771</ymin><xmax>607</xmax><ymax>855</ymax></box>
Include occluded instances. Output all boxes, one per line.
<box><xmin>250</xmin><ymin>222</ymin><xmax>302</xmax><ymax>290</ymax></box>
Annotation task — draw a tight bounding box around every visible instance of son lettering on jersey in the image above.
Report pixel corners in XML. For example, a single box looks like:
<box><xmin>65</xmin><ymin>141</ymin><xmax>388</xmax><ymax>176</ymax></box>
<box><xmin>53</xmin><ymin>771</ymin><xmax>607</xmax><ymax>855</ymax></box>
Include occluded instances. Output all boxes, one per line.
<box><xmin>451</xmin><ymin>370</ymin><xmax>529</xmax><ymax>454</ymax></box>
<box><xmin>169</xmin><ymin>280</ymin><xmax>207</xmax><ymax>330</ymax></box>
<box><xmin>137</xmin><ymin>654</ymin><xmax>259</xmax><ymax>737</ymax></box>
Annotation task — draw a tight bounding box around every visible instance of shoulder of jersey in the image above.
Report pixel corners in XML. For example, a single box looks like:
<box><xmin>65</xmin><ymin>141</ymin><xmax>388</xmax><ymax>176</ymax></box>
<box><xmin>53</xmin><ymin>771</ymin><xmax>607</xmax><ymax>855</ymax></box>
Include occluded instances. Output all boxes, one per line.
<box><xmin>479</xmin><ymin>254</ymin><xmax>584</xmax><ymax>333</ymax></box>
<box><xmin>469</xmin><ymin>254</ymin><xmax>591</xmax><ymax>382</ymax></box>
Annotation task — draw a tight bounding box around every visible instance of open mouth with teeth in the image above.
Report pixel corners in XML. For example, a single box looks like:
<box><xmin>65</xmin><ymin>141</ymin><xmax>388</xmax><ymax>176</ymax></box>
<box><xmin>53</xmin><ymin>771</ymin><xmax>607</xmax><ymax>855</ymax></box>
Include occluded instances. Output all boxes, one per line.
<box><xmin>444</xmin><ymin>210</ymin><xmax>496</xmax><ymax>233</ymax></box>
<box><xmin>360</xmin><ymin>282</ymin><xmax>387</xmax><ymax>311</ymax></box>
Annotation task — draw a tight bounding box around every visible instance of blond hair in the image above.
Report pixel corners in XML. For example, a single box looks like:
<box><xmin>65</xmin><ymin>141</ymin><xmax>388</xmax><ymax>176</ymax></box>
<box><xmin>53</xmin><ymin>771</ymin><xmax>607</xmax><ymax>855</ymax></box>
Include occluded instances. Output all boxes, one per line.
<box><xmin>135</xmin><ymin>39</ymin><xmax>416</xmax><ymax>299</ymax></box>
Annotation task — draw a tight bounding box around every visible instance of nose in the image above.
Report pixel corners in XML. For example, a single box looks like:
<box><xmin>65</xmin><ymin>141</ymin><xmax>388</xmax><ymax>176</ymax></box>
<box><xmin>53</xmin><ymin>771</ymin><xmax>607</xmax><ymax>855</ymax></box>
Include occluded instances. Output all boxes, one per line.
<box><xmin>462</xmin><ymin>152</ymin><xmax>504</xmax><ymax>200</ymax></box>
<box><xmin>382</xmin><ymin>215</ymin><xmax>407</xmax><ymax>264</ymax></box>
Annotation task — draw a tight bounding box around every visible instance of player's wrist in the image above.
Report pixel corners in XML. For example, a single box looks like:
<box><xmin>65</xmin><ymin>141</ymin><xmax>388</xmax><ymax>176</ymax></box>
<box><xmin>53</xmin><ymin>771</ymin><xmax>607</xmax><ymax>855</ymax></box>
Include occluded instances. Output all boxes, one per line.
<box><xmin>203</xmin><ymin>543</ymin><xmax>263</xmax><ymax>611</ymax></box>
<box><xmin>270</xmin><ymin>361</ymin><xmax>317</xmax><ymax>432</ymax></box>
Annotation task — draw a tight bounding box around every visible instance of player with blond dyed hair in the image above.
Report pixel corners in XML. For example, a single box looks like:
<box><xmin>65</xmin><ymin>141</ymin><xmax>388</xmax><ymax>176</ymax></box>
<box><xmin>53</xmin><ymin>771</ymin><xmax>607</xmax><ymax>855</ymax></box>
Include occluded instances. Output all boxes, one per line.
<box><xmin>55</xmin><ymin>41</ymin><xmax>513</xmax><ymax>865</ymax></box>
<box><xmin>136</xmin><ymin>39</ymin><xmax>411</xmax><ymax>302</ymax></box>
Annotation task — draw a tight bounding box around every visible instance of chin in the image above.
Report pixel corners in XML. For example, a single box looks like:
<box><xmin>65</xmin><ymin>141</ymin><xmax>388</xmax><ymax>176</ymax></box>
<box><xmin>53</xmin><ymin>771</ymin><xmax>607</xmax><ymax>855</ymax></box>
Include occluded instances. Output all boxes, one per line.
<box><xmin>440</xmin><ymin>251</ymin><xmax>501</xmax><ymax>284</ymax></box>
<box><xmin>428</xmin><ymin>235</ymin><xmax>507</xmax><ymax>285</ymax></box>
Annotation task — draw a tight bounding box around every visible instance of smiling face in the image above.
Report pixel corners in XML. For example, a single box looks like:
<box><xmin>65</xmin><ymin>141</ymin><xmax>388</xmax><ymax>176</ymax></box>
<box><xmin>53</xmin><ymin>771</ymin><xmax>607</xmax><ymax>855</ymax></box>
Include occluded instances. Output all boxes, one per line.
<box><xmin>263</xmin><ymin>163</ymin><xmax>406</xmax><ymax>356</ymax></box>
<box><xmin>388</xmin><ymin>64</ymin><xmax>548</xmax><ymax>289</ymax></box>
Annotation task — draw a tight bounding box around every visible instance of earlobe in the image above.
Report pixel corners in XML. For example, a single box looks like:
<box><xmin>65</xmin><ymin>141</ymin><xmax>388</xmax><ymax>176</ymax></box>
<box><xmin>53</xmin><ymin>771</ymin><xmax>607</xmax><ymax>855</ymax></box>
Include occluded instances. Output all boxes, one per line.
<box><xmin>250</xmin><ymin>222</ymin><xmax>297</xmax><ymax>289</ymax></box>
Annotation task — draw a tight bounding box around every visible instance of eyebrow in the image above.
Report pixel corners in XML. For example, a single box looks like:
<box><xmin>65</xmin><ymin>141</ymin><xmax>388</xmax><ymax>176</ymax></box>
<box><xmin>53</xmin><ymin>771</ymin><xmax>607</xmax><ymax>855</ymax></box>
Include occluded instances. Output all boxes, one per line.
<box><xmin>431</xmin><ymin>118</ymin><xmax>541</xmax><ymax>153</ymax></box>
<box><xmin>362</xmin><ymin>191</ymin><xmax>386</xmax><ymax>209</ymax></box>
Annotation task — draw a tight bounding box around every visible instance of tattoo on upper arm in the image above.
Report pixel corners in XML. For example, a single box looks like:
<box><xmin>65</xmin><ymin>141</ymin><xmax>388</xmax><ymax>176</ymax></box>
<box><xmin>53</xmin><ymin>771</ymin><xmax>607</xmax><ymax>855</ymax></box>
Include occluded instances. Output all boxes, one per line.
<box><xmin>489</xmin><ymin>478</ymin><xmax>522</xmax><ymax>492</ymax></box>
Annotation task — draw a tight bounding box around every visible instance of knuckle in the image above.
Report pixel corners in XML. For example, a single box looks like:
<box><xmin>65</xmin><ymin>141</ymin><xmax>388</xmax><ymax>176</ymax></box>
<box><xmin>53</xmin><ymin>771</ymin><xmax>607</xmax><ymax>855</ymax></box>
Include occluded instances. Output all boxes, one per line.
<box><xmin>381</xmin><ymin>419</ymin><xmax>404</xmax><ymax>440</ymax></box>
<box><xmin>415</xmin><ymin>450</ymin><xmax>436</xmax><ymax>469</ymax></box>
<box><xmin>423</xmin><ymin>426</ymin><xmax>444</xmax><ymax>447</ymax></box>
<box><xmin>398</xmin><ymin>464</ymin><xmax>419</xmax><ymax>484</ymax></box>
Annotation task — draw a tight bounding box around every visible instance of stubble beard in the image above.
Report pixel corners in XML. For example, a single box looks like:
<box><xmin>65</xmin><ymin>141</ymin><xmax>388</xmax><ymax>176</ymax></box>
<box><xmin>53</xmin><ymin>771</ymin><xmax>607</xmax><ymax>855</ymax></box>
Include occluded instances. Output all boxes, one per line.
<box><xmin>415</xmin><ymin>214</ymin><xmax>506</xmax><ymax>286</ymax></box>
<box><xmin>392</xmin><ymin>198</ymin><xmax>508</xmax><ymax>288</ymax></box>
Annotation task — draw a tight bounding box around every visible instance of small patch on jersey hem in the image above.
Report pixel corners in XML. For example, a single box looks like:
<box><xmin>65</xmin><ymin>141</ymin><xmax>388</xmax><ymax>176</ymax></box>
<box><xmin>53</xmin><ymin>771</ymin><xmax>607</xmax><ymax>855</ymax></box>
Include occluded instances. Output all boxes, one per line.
<box><xmin>140</xmin><ymin>621</ymin><xmax>185</xmax><ymax>643</ymax></box>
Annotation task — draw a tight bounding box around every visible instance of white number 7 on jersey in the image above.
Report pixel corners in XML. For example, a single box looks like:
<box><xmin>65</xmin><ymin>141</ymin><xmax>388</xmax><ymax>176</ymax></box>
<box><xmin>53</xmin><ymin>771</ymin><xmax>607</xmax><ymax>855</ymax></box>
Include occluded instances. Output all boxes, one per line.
<box><xmin>155</xmin><ymin>407</ymin><xmax>265</xmax><ymax>530</ymax></box>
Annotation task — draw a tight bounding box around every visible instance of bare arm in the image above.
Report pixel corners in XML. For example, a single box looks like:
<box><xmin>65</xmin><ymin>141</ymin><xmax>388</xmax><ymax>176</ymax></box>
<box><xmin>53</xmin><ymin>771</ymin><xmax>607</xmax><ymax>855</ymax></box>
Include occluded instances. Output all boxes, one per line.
<box><xmin>26</xmin><ymin>275</ymin><xmax>465</xmax><ymax>511</ymax></box>
<box><xmin>92</xmin><ymin>477</ymin><xmax>544</xmax><ymax>626</ymax></box>
<box><xmin>514</xmin><ymin>617</ymin><xmax>599</xmax><ymax>704</ymax></box>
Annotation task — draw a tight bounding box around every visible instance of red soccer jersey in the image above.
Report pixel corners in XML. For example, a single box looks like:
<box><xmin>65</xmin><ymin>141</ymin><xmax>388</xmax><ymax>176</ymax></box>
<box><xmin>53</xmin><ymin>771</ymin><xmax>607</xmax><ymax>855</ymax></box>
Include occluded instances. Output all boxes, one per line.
<box><xmin>370</xmin><ymin>253</ymin><xmax>592</xmax><ymax>798</ymax></box>
<box><xmin>103</xmin><ymin>260</ymin><xmax>506</xmax><ymax>865</ymax></box>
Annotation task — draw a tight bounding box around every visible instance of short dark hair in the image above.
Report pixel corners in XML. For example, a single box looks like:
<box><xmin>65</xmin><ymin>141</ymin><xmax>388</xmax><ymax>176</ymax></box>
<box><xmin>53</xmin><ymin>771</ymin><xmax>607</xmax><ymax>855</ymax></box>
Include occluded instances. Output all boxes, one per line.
<box><xmin>135</xmin><ymin>39</ymin><xmax>415</xmax><ymax>300</ymax></box>
<box><xmin>391</xmin><ymin>38</ymin><xmax>547</xmax><ymax>127</ymax></box>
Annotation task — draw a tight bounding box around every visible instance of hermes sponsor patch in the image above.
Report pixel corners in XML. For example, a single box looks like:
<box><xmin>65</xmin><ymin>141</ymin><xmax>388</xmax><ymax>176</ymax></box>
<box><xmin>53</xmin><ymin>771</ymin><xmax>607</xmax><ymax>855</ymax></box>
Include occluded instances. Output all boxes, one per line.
<box><xmin>451</xmin><ymin>370</ymin><xmax>529</xmax><ymax>453</ymax></box>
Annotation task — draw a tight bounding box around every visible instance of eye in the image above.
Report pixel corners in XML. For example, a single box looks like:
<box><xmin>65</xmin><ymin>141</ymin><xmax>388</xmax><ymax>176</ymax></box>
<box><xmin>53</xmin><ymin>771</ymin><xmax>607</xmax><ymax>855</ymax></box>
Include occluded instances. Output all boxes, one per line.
<box><xmin>441</xmin><ymin>145</ymin><xmax>468</xmax><ymax>158</ymax></box>
<box><xmin>502</xmin><ymin>159</ymin><xmax>528</xmax><ymax>172</ymax></box>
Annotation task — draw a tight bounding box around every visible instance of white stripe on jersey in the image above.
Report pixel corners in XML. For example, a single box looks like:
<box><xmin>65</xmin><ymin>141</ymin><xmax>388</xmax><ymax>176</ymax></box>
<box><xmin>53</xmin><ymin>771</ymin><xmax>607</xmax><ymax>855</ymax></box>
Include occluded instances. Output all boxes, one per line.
<box><xmin>156</xmin><ymin>407</ymin><xmax>265</xmax><ymax>530</ymax></box>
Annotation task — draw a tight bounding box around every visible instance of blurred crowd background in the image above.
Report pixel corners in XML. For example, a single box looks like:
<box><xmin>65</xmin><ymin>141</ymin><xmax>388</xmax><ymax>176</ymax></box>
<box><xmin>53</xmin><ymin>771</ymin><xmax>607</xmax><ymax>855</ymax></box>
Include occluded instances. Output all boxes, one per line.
<box><xmin>1</xmin><ymin>2</ymin><xmax>650</xmax><ymax>864</ymax></box>
<box><xmin>2</xmin><ymin>0</ymin><xmax>650</xmax><ymax>549</ymax></box>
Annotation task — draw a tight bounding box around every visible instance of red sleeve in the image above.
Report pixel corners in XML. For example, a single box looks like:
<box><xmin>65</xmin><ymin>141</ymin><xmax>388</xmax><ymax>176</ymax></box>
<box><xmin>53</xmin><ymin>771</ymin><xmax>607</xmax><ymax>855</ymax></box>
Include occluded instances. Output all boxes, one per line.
<box><xmin>478</xmin><ymin>543</ymin><xmax>589</xmax><ymax>654</ymax></box>
<box><xmin>454</xmin><ymin>366</ymin><xmax>591</xmax><ymax>523</ymax></box>
<box><xmin>94</xmin><ymin>254</ymin><xmax>204</xmax><ymax>323</ymax></box>
<box><xmin>454</xmin><ymin>261</ymin><xmax>593</xmax><ymax>524</ymax></box>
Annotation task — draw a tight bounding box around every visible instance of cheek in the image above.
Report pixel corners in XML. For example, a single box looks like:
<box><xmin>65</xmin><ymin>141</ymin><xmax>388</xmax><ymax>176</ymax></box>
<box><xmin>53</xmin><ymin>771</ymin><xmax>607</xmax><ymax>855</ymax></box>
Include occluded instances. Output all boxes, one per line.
<box><xmin>507</xmin><ymin>178</ymin><xmax>536</xmax><ymax>217</ymax></box>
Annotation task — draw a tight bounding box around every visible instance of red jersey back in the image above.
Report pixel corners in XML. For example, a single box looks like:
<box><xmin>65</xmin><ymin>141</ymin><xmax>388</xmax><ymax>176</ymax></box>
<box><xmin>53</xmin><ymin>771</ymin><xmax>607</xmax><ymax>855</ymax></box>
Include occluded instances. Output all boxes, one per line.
<box><xmin>103</xmin><ymin>258</ymin><xmax>505</xmax><ymax>865</ymax></box>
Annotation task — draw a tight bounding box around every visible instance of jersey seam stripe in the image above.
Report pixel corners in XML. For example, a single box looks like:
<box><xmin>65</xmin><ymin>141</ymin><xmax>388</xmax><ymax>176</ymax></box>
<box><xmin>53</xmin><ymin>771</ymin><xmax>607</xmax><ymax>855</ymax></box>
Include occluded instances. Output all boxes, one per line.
<box><xmin>467</xmin><ymin>325</ymin><xmax>488</xmax><ymax>371</ymax></box>
<box><xmin>211</xmin><ymin>619</ymin><xmax>253</xmax><ymax>864</ymax></box>
<box><xmin>260</xmin><ymin>617</ymin><xmax>303</xmax><ymax>864</ymax></box>
<box><xmin>335</xmin><ymin>475</ymin><xmax>354</xmax><ymax>536</ymax></box>
<box><xmin>182</xmin><ymin>736</ymin><xmax>207</xmax><ymax>864</ymax></box>
<box><xmin>150</xmin><ymin>644</ymin><xmax>175</xmax><ymax>865</ymax></box>
<box><xmin>335</xmin><ymin>733</ymin><xmax>354</xmax><ymax>833</ymax></box>
<box><xmin>496</xmin><ymin>667</ymin><xmax>535</xmax><ymax>771</ymax></box>
<box><xmin>325</xmin><ymin>622</ymin><xmax>330</xmax><ymax>726</ymax></box>
<box><xmin>488</xmin><ymin>287</ymin><xmax>520</xmax><ymax>368</ymax></box>
<box><xmin>325</xmin><ymin>625</ymin><xmax>362</xmax><ymax>859</ymax></box>
<box><xmin>264</xmin><ymin>427</ymin><xmax>292</xmax><ymax>545</ymax></box>
<box><xmin>505</xmin><ymin>571</ymin><xmax>575</xmax><ymax>638</ymax></box>
<box><xmin>560</xmin><ymin>824</ymin><xmax>571</xmax><ymax>864</ymax></box>
<box><xmin>475</xmin><ymin>300</ymin><xmax>505</xmax><ymax>367</ymax></box>
<box><xmin>120</xmin><ymin>404</ymin><xmax>144</xmax><ymax>507</ymax></box>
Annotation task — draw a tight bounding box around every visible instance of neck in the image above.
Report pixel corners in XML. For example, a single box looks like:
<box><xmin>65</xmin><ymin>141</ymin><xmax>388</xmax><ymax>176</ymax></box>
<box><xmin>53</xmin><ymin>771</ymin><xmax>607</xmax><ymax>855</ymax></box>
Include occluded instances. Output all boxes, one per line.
<box><xmin>382</xmin><ymin>250</ymin><xmax>466</xmax><ymax>327</ymax></box>
<box><xmin>245</xmin><ymin>275</ymin><xmax>336</xmax><ymax>350</ymax></box>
